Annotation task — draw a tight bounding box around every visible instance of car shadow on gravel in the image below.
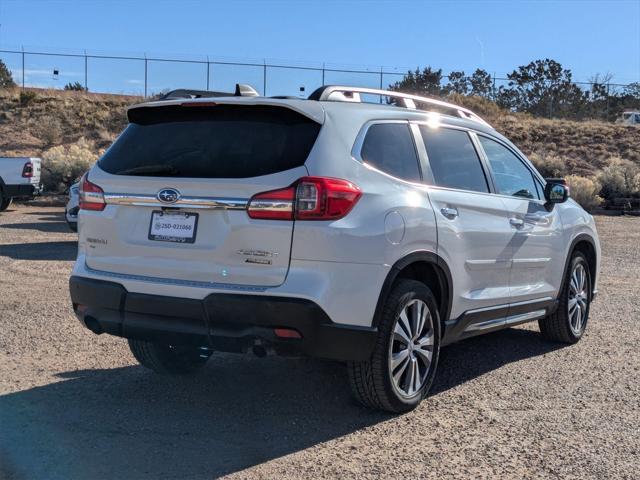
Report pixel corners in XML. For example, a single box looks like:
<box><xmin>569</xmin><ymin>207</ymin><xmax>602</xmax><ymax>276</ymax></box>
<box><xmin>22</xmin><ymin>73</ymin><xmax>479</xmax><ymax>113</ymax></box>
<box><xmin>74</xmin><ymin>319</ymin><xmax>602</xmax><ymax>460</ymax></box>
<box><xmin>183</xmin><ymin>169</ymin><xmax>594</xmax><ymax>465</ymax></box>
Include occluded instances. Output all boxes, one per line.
<box><xmin>0</xmin><ymin>329</ymin><xmax>566</xmax><ymax>479</ymax></box>
<box><xmin>432</xmin><ymin>327</ymin><xmax>565</xmax><ymax>395</ymax></box>
<box><xmin>0</xmin><ymin>356</ymin><xmax>391</xmax><ymax>479</ymax></box>
<box><xmin>0</xmin><ymin>240</ymin><xmax>77</xmax><ymax>261</ymax></box>
<box><xmin>2</xmin><ymin>221</ymin><xmax>72</xmax><ymax>234</ymax></box>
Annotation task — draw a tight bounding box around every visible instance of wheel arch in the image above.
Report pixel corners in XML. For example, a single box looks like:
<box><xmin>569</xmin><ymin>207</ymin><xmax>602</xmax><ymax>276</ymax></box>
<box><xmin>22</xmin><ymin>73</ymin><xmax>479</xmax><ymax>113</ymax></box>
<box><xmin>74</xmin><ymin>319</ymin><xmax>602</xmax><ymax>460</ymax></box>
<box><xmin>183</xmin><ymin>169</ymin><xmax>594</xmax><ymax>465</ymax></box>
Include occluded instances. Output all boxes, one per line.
<box><xmin>373</xmin><ymin>251</ymin><xmax>453</xmax><ymax>330</ymax></box>
<box><xmin>563</xmin><ymin>233</ymin><xmax>598</xmax><ymax>296</ymax></box>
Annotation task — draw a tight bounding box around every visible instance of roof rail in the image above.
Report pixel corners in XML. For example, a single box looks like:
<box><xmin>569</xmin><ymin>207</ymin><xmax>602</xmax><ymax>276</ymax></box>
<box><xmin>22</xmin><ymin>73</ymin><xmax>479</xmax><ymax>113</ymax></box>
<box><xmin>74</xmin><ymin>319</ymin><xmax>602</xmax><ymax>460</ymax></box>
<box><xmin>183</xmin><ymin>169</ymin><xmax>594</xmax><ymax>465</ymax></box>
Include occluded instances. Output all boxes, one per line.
<box><xmin>159</xmin><ymin>84</ymin><xmax>260</xmax><ymax>100</ymax></box>
<box><xmin>308</xmin><ymin>85</ymin><xmax>492</xmax><ymax>127</ymax></box>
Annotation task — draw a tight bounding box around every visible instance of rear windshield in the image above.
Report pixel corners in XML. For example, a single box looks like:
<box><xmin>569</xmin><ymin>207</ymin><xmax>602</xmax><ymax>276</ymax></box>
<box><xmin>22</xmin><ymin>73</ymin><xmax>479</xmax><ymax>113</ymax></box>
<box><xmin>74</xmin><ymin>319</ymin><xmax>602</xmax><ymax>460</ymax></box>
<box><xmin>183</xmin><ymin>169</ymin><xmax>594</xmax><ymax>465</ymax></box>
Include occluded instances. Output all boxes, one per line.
<box><xmin>98</xmin><ymin>105</ymin><xmax>321</xmax><ymax>178</ymax></box>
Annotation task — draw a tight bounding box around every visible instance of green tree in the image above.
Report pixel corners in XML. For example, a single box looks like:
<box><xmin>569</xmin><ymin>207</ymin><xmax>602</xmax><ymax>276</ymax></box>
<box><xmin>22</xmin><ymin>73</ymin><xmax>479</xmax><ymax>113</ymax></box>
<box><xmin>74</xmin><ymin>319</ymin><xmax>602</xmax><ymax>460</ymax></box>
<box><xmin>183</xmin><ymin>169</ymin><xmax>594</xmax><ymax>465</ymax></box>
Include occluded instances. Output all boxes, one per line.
<box><xmin>469</xmin><ymin>69</ymin><xmax>493</xmax><ymax>98</ymax></box>
<box><xmin>390</xmin><ymin>66</ymin><xmax>443</xmax><ymax>96</ymax></box>
<box><xmin>445</xmin><ymin>70</ymin><xmax>468</xmax><ymax>95</ymax></box>
<box><xmin>64</xmin><ymin>81</ymin><xmax>87</xmax><ymax>92</ymax></box>
<box><xmin>0</xmin><ymin>59</ymin><xmax>16</xmax><ymax>88</ymax></box>
<box><xmin>497</xmin><ymin>58</ymin><xmax>587</xmax><ymax>118</ymax></box>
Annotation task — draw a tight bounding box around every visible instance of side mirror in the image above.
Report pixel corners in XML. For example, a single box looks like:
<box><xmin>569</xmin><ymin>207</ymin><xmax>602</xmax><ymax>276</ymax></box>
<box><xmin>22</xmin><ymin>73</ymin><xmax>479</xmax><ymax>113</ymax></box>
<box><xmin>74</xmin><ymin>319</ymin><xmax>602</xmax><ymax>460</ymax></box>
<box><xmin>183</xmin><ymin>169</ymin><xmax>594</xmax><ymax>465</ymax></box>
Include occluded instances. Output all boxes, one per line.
<box><xmin>544</xmin><ymin>179</ymin><xmax>570</xmax><ymax>204</ymax></box>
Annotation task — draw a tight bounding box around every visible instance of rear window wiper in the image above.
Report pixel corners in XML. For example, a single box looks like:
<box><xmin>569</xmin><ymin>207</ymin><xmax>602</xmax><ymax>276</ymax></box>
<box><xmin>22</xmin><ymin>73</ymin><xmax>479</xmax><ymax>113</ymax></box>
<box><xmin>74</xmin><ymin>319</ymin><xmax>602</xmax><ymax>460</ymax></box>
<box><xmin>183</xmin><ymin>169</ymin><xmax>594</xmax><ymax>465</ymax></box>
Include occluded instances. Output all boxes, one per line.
<box><xmin>116</xmin><ymin>164</ymin><xmax>180</xmax><ymax>176</ymax></box>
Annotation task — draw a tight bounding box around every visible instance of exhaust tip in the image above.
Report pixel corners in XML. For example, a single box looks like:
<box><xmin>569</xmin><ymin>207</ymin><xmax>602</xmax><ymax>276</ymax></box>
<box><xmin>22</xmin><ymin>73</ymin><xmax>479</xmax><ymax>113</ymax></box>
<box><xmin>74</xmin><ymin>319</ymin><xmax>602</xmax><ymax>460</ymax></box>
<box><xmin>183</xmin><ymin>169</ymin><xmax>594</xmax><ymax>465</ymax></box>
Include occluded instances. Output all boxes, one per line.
<box><xmin>84</xmin><ymin>316</ymin><xmax>103</xmax><ymax>335</ymax></box>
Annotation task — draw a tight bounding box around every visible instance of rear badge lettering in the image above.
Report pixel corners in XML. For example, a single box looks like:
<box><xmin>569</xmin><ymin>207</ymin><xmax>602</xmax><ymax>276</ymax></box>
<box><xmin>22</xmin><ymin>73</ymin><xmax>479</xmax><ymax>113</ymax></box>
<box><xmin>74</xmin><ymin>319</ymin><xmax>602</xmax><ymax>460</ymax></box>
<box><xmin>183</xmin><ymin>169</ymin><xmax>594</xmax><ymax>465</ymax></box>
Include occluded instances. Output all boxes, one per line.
<box><xmin>245</xmin><ymin>258</ymin><xmax>272</xmax><ymax>265</ymax></box>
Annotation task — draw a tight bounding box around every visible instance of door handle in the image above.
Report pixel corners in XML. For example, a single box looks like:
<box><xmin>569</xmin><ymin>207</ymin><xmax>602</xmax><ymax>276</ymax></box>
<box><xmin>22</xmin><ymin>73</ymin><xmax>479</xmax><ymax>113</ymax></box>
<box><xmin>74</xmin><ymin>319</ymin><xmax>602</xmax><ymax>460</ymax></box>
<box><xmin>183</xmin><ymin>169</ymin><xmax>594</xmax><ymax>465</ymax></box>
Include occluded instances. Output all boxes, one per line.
<box><xmin>440</xmin><ymin>207</ymin><xmax>459</xmax><ymax>219</ymax></box>
<box><xmin>509</xmin><ymin>217</ymin><xmax>525</xmax><ymax>228</ymax></box>
<box><xmin>524</xmin><ymin>213</ymin><xmax>551</xmax><ymax>225</ymax></box>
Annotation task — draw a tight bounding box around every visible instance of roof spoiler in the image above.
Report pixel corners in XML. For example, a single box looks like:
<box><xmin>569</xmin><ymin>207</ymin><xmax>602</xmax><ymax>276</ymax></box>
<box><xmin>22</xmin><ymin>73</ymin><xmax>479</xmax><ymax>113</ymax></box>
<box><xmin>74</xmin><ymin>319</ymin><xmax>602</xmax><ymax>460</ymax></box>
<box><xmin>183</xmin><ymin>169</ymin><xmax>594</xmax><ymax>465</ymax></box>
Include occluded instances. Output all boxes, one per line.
<box><xmin>159</xmin><ymin>84</ymin><xmax>260</xmax><ymax>100</ymax></box>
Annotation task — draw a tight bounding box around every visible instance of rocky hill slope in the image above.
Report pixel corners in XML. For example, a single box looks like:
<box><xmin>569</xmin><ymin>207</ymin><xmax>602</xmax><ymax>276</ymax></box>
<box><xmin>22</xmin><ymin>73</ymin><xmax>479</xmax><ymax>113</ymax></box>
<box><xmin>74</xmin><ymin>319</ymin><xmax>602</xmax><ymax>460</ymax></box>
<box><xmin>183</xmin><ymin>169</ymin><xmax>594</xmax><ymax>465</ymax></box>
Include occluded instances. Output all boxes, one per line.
<box><xmin>1</xmin><ymin>88</ymin><xmax>638</xmax><ymax>187</ymax></box>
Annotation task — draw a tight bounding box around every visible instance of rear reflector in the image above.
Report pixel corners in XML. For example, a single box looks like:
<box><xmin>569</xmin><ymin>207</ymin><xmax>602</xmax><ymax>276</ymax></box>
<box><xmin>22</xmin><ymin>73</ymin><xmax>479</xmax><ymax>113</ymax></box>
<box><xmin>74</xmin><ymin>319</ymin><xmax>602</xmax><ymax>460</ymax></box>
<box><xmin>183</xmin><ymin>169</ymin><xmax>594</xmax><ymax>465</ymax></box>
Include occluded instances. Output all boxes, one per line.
<box><xmin>247</xmin><ymin>176</ymin><xmax>361</xmax><ymax>221</ymax></box>
<box><xmin>79</xmin><ymin>173</ymin><xmax>106</xmax><ymax>211</ymax></box>
<box><xmin>274</xmin><ymin>328</ymin><xmax>302</xmax><ymax>339</ymax></box>
<box><xmin>21</xmin><ymin>162</ymin><xmax>33</xmax><ymax>178</ymax></box>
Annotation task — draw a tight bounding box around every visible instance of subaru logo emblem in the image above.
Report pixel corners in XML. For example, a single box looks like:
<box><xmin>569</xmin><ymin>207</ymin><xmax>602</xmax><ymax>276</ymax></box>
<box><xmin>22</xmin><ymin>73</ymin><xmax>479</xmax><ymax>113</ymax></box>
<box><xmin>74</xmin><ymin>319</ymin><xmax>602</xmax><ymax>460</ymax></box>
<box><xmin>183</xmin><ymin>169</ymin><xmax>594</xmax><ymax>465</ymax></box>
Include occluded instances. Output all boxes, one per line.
<box><xmin>157</xmin><ymin>188</ymin><xmax>180</xmax><ymax>204</ymax></box>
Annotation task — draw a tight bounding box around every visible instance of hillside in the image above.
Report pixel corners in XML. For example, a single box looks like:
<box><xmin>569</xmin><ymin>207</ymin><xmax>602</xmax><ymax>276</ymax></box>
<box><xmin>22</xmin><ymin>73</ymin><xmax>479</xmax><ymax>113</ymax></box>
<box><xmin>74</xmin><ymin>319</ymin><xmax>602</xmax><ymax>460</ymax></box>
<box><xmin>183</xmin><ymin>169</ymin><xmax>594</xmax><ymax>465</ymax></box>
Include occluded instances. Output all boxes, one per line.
<box><xmin>1</xmin><ymin>87</ymin><xmax>639</xmax><ymax>187</ymax></box>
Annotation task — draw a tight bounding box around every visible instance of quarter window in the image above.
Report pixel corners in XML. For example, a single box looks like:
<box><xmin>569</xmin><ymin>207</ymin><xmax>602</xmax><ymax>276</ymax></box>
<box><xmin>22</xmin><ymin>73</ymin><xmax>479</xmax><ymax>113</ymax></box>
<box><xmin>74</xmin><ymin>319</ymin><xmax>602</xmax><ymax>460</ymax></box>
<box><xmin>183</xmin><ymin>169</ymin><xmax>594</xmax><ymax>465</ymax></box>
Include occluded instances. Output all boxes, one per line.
<box><xmin>360</xmin><ymin>123</ymin><xmax>421</xmax><ymax>182</ymax></box>
<box><xmin>478</xmin><ymin>136</ymin><xmax>540</xmax><ymax>200</ymax></box>
<box><xmin>419</xmin><ymin>127</ymin><xmax>489</xmax><ymax>193</ymax></box>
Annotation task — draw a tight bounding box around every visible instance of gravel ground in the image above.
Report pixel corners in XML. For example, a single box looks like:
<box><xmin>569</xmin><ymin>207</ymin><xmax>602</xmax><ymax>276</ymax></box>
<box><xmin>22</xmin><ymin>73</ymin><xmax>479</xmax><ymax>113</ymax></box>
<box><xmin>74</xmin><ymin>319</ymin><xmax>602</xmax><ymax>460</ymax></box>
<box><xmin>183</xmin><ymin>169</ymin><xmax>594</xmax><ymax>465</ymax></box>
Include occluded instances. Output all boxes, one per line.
<box><xmin>1</xmin><ymin>205</ymin><xmax>638</xmax><ymax>480</ymax></box>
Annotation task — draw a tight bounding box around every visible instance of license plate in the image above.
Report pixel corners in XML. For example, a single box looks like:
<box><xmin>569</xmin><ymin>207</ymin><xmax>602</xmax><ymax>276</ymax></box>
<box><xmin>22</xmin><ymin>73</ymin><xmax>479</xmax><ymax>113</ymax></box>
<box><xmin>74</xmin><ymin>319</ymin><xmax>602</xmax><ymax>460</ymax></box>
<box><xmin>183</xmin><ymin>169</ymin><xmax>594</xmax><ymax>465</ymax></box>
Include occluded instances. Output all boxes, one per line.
<box><xmin>148</xmin><ymin>211</ymin><xmax>198</xmax><ymax>243</ymax></box>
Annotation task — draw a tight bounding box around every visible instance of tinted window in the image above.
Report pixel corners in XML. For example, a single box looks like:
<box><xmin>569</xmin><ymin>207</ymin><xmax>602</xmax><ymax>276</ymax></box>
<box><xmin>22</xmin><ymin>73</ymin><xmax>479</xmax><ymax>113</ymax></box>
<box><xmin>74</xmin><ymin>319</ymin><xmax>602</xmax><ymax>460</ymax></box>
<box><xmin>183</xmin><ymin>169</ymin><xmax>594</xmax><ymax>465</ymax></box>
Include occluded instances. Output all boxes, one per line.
<box><xmin>99</xmin><ymin>105</ymin><xmax>321</xmax><ymax>178</ymax></box>
<box><xmin>479</xmin><ymin>136</ymin><xmax>540</xmax><ymax>200</ymax></box>
<box><xmin>360</xmin><ymin>123</ymin><xmax>421</xmax><ymax>182</ymax></box>
<box><xmin>419</xmin><ymin>127</ymin><xmax>489</xmax><ymax>193</ymax></box>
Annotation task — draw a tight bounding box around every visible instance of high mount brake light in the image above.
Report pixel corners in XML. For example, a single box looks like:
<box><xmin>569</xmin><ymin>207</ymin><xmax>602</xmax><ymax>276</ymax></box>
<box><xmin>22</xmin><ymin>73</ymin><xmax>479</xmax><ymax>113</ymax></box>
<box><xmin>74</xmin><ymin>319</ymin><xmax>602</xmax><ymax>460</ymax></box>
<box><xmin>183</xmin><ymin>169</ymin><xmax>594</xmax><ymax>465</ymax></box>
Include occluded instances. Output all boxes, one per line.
<box><xmin>21</xmin><ymin>162</ymin><xmax>33</xmax><ymax>178</ymax></box>
<box><xmin>79</xmin><ymin>174</ymin><xmax>106</xmax><ymax>211</ymax></box>
<box><xmin>247</xmin><ymin>177</ymin><xmax>361</xmax><ymax>221</ymax></box>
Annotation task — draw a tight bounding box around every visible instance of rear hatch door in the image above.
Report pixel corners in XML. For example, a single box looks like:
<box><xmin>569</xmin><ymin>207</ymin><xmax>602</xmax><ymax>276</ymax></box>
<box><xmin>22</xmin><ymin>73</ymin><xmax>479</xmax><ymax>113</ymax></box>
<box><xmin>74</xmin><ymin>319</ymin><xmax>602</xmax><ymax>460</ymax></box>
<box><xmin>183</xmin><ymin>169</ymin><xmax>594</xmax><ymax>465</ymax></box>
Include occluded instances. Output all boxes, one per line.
<box><xmin>82</xmin><ymin>101</ymin><xmax>323</xmax><ymax>287</ymax></box>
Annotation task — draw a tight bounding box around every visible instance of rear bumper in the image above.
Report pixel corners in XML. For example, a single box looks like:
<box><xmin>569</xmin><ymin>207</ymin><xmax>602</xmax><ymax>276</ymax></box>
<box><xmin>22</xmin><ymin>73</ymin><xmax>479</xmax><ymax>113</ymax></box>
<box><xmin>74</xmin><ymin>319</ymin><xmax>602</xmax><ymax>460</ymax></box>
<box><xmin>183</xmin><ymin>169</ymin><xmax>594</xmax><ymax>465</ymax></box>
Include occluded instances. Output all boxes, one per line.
<box><xmin>3</xmin><ymin>183</ymin><xmax>42</xmax><ymax>198</ymax></box>
<box><xmin>69</xmin><ymin>275</ymin><xmax>377</xmax><ymax>361</ymax></box>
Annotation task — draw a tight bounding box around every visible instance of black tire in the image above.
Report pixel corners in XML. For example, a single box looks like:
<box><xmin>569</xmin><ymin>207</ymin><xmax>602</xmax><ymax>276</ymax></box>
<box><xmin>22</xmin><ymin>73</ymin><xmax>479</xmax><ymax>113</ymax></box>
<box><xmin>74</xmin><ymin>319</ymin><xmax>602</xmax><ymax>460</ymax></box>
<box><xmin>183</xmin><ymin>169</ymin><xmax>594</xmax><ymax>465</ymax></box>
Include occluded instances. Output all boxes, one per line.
<box><xmin>539</xmin><ymin>251</ymin><xmax>591</xmax><ymax>343</ymax></box>
<box><xmin>347</xmin><ymin>279</ymin><xmax>441</xmax><ymax>413</ymax></box>
<box><xmin>128</xmin><ymin>339</ymin><xmax>211</xmax><ymax>374</ymax></box>
<box><xmin>66</xmin><ymin>213</ymin><xmax>78</xmax><ymax>233</ymax></box>
<box><xmin>0</xmin><ymin>196</ymin><xmax>12</xmax><ymax>212</ymax></box>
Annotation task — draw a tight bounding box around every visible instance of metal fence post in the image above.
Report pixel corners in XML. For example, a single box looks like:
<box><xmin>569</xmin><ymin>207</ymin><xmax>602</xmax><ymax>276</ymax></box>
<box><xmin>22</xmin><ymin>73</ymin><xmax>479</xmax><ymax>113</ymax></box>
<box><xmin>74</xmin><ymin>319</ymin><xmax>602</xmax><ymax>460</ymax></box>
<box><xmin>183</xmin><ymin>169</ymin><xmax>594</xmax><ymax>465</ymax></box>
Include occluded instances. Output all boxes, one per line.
<box><xmin>263</xmin><ymin>59</ymin><xmax>267</xmax><ymax>96</ymax></box>
<box><xmin>379</xmin><ymin>66</ymin><xmax>383</xmax><ymax>103</ymax></box>
<box><xmin>206</xmin><ymin>56</ymin><xmax>210</xmax><ymax>90</ymax></box>
<box><xmin>84</xmin><ymin>50</ymin><xmax>88</xmax><ymax>91</ymax></box>
<box><xmin>21</xmin><ymin>46</ymin><xmax>25</xmax><ymax>90</ymax></box>
<box><xmin>144</xmin><ymin>54</ymin><xmax>148</xmax><ymax>97</ymax></box>
<box><xmin>322</xmin><ymin>63</ymin><xmax>325</xmax><ymax>86</ymax></box>
<box><xmin>492</xmin><ymin>72</ymin><xmax>496</xmax><ymax>101</ymax></box>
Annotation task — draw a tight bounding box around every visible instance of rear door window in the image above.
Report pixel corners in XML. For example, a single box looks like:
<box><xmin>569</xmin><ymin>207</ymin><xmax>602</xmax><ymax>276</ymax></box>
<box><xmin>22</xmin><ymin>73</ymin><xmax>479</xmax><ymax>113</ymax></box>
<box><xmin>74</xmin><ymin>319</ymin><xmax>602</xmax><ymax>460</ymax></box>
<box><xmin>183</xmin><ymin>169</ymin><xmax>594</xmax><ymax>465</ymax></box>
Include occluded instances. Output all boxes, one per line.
<box><xmin>98</xmin><ymin>105</ymin><xmax>321</xmax><ymax>178</ymax></box>
<box><xmin>360</xmin><ymin>123</ymin><xmax>421</xmax><ymax>182</ymax></box>
<box><xmin>419</xmin><ymin>127</ymin><xmax>489</xmax><ymax>193</ymax></box>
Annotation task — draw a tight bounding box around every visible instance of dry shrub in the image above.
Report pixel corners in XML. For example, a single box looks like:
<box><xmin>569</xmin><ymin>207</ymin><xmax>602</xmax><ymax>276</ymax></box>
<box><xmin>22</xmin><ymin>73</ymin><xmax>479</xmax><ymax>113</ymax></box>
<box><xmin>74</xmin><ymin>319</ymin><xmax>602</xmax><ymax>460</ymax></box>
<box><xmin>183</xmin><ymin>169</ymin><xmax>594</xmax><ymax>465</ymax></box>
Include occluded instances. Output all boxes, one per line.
<box><xmin>41</xmin><ymin>138</ymin><xmax>100</xmax><ymax>192</ymax></box>
<box><xmin>597</xmin><ymin>157</ymin><xmax>640</xmax><ymax>200</ymax></box>
<box><xmin>35</xmin><ymin>115</ymin><xmax>63</xmax><ymax>146</ymax></box>
<box><xmin>528</xmin><ymin>152</ymin><xmax>568</xmax><ymax>178</ymax></box>
<box><xmin>566</xmin><ymin>175</ymin><xmax>603</xmax><ymax>211</ymax></box>
<box><xmin>447</xmin><ymin>93</ymin><xmax>505</xmax><ymax>120</ymax></box>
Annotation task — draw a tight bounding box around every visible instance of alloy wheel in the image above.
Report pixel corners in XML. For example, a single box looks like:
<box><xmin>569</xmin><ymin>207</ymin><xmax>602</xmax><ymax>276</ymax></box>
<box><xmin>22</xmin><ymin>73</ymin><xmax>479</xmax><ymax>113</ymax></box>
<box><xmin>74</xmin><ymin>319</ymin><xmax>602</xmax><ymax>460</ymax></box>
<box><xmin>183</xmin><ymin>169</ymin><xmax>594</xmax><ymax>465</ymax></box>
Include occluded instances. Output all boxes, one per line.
<box><xmin>568</xmin><ymin>263</ymin><xmax>588</xmax><ymax>335</ymax></box>
<box><xmin>388</xmin><ymin>299</ymin><xmax>435</xmax><ymax>398</ymax></box>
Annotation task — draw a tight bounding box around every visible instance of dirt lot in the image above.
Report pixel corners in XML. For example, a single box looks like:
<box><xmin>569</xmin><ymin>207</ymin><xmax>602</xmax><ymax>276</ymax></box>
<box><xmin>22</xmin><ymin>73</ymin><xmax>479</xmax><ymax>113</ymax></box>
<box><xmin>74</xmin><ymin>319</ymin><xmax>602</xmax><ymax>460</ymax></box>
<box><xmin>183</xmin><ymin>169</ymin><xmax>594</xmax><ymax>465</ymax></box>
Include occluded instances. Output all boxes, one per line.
<box><xmin>1</xmin><ymin>205</ymin><xmax>638</xmax><ymax>480</ymax></box>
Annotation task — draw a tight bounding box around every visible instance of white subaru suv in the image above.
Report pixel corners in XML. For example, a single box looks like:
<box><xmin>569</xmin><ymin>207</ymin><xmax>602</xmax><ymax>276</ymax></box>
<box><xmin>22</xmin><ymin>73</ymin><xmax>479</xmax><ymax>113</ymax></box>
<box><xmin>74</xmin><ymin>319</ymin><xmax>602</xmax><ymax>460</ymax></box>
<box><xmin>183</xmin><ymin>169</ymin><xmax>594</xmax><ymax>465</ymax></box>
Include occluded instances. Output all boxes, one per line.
<box><xmin>69</xmin><ymin>85</ymin><xmax>600</xmax><ymax>413</ymax></box>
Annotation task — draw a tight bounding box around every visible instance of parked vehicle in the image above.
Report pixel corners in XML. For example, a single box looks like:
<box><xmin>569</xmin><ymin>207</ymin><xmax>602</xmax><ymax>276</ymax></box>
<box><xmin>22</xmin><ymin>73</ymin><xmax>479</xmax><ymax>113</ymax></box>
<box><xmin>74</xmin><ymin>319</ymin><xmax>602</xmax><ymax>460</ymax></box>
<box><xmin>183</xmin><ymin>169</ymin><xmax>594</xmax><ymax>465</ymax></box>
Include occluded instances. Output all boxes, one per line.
<box><xmin>69</xmin><ymin>85</ymin><xmax>600</xmax><ymax>413</ymax></box>
<box><xmin>616</xmin><ymin>110</ymin><xmax>640</xmax><ymax>126</ymax></box>
<box><xmin>65</xmin><ymin>182</ymin><xmax>80</xmax><ymax>232</ymax></box>
<box><xmin>0</xmin><ymin>157</ymin><xmax>42</xmax><ymax>211</ymax></box>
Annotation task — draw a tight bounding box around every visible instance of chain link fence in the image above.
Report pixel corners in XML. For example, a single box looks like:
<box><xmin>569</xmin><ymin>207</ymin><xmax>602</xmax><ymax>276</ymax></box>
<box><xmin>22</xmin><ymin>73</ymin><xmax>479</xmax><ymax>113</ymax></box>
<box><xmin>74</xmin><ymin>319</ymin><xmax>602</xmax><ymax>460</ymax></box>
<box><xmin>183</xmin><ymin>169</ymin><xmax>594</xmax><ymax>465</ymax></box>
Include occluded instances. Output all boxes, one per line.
<box><xmin>1</xmin><ymin>47</ymin><xmax>637</xmax><ymax>121</ymax></box>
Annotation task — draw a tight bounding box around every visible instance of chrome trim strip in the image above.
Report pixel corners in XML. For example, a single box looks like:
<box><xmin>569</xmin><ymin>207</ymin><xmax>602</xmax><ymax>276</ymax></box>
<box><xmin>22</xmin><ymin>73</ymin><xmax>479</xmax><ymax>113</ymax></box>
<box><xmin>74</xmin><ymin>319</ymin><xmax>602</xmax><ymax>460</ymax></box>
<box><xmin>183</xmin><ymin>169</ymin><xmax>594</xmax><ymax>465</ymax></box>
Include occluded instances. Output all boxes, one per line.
<box><xmin>465</xmin><ymin>296</ymin><xmax>553</xmax><ymax>315</ymax></box>
<box><xmin>104</xmin><ymin>193</ymin><xmax>247</xmax><ymax>210</ymax></box>
<box><xmin>505</xmin><ymin>309</ymin><xmax>547</xmax><ymax>326</ymax></box>
<box><xmin>464</xmin><ymin>308</ymin><xmax>547</xmax><ymax>332</ymax></box>
<box><xmin>247</xmin><ymin>199</ymin><xmax>293</xmax><ymax>212</ymax></box>
<box><xmin>84</xmin><ymin>264</ymin><xmax>269</xmax><ymax>292</ymax></box>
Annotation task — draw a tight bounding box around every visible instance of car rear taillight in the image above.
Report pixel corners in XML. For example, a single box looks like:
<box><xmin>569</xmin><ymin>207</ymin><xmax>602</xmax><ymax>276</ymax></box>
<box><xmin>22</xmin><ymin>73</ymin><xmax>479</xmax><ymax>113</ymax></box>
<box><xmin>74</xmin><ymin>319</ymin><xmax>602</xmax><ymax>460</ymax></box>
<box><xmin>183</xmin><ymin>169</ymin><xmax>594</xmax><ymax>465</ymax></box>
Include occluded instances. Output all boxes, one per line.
<box><xmin>295</xmin><ymin>177</ymin><xmax>361</xmax><ymax>220</ymax></box>
<box><xmin>79</xmin><ymin>174</ymin><xmax>106</xmax><ymax>211</ymax></box>
<box><xmin>247</xmin><ymin>176</ymin><xmax>361</xmax><ymax>221</ymax></box>
<box><xmin>246</xmin><ymin>185</ymin><xmax>296</xmax><ymax>220</ymax></box>
<box><xmin>21</xmin><ymin>162</ymin><xmax>33</xmax><ymax>178</ymax></box>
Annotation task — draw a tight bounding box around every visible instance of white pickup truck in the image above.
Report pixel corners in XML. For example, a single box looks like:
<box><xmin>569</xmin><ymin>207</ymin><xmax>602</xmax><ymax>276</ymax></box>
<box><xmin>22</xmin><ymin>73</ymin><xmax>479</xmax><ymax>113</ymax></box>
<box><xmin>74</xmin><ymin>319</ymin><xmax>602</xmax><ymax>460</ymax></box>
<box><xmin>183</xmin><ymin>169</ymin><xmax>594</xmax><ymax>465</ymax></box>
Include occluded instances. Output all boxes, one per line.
<box><xmin>0</xmin><ymin>157</ymin><xmax>42</xmax><ymax>211</ymax></box>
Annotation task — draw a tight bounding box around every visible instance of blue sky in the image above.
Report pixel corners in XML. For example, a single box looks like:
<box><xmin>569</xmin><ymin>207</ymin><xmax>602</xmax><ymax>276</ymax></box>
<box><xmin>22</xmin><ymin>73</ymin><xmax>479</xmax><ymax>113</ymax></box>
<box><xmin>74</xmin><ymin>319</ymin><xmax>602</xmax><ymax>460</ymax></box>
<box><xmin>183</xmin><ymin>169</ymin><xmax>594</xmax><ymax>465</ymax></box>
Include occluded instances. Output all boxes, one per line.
<box><xmin>0</xmin><ymin>0</ymin><xmax>638</xmax><ymax>96</ymax></box>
